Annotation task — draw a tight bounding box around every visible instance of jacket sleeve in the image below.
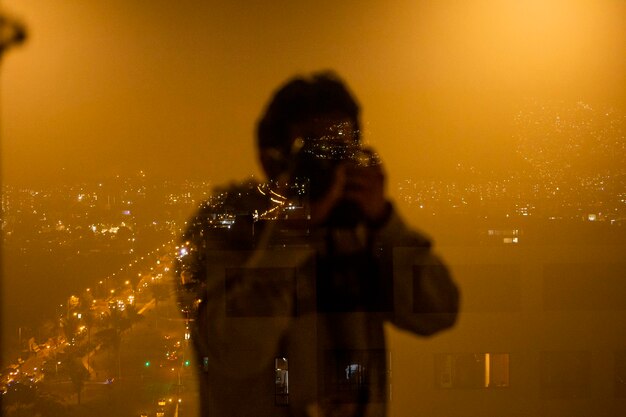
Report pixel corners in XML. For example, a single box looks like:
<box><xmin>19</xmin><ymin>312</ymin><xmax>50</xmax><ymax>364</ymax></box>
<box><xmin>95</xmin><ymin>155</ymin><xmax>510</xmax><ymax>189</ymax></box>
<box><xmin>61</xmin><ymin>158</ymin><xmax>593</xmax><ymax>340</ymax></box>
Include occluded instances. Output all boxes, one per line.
<box><xmin>372</xmin><ymin>205</ymin><xmax>460</xmax><ymax>336</ymax></box>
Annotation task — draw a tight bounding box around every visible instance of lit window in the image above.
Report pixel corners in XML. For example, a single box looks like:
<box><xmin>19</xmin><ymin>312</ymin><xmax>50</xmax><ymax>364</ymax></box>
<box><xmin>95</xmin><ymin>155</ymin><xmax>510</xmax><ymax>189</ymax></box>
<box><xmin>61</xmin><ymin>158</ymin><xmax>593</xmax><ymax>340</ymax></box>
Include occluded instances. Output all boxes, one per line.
<box><xmin>324</xmin><ymin>349</ymin><xmax>388</xmax><ymax>403</ymax></box>
<box><xmin>275</xmin><ymin>357</ymin><xmax>289</xmax><ymax>406</ymax></box>
<box><xmin>434</xmin><ymin>353</ymin><xmax>510</xmax><ymax>389</ymax></box>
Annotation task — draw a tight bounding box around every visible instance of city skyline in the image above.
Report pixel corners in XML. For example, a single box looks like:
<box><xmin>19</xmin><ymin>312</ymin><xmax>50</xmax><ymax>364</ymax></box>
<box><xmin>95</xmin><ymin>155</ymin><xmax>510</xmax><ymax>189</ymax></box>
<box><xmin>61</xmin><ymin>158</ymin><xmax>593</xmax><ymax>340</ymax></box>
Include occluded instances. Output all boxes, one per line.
<box><xmin>3</xmin><ymin>167</ymin><xmax>624</xmax><ymax>341</ymax></box>
<box><xmin>2</xmin><ymin>170</ymin><xmax>625</xmax><ymax>416</ymax></box>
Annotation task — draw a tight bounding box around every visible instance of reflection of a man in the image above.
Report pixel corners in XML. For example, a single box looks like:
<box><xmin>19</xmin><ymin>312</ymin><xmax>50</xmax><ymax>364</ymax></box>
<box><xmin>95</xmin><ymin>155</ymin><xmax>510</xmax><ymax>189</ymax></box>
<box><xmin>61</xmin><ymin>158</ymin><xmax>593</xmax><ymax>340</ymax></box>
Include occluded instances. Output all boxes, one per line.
<box><xmin>175</xmin><ymin>72</ymin><xmax>459</xmax><ymax>417</ymax></box>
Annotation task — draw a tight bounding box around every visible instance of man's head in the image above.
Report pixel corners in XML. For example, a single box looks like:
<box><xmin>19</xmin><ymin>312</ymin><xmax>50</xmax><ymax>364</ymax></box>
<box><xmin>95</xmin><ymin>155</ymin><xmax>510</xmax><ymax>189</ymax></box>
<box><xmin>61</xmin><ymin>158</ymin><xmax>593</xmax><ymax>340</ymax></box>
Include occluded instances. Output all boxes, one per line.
<box><xmin>257</xmin><ymin>71</ymin><xmax>361</xmax><ymax>180</ymax></box>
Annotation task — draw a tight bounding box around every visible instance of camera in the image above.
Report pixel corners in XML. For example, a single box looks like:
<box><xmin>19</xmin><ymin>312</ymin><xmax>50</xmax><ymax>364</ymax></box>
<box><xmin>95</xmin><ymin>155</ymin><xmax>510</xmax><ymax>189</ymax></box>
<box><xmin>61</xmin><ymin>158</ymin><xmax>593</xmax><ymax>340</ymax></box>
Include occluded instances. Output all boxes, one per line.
<box><xmin>290</xmin><ymin>137</ymin><xmax>380</xmax><ymax>227</ymax></box>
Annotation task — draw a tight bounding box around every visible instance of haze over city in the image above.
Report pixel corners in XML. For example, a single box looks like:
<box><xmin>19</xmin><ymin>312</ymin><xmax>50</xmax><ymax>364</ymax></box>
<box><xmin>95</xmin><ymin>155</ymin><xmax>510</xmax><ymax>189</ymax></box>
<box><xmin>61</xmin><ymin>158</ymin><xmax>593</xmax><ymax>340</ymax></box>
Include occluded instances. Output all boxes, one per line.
<box><xmin>3</xmin><ymin>0</ymin><xmax>624</xmax><ymax>187</ymax></box>
<box><xmin>1</xmin><ymin>1</ymin><xmax>625</xmax><ymax>417</ymax></box>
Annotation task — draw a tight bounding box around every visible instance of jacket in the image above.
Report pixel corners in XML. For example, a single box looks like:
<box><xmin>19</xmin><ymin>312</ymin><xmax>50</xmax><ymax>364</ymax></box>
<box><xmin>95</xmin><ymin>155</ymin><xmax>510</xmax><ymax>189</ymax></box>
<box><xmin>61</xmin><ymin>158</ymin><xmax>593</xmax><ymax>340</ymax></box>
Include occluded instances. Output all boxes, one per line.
<box><xmin>174</xmin><ymin>180</ymin><xmax>459</xmax><ymax>417</ymax></box>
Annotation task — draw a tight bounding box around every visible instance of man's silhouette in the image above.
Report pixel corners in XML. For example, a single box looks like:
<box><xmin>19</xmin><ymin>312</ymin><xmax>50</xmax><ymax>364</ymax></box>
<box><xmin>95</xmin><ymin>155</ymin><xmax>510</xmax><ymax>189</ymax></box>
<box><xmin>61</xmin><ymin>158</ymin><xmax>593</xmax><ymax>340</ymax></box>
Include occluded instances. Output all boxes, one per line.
<box><xmin>175</xmin><ymin>71</ymin><xmax>459</xmax><ymax>417</ymax></box>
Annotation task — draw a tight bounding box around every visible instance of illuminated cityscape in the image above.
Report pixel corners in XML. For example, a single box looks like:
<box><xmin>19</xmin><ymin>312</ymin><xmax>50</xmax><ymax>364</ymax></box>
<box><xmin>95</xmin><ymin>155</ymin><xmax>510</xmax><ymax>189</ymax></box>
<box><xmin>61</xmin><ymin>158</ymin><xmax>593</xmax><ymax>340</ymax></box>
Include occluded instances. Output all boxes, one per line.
<box><xmin>1</xmin><ymin>106</ymin><xmax>625</xmax><ymax>417</ymax></box>
<box><xmin>1</xmin><ymin>0</ymin><xmax>624</xmax><ymax>414</ymax></box>
<box><xmin>2</xmin><ymin>165</ymin><xmax>625</xmax><ymax>415</ymax></box>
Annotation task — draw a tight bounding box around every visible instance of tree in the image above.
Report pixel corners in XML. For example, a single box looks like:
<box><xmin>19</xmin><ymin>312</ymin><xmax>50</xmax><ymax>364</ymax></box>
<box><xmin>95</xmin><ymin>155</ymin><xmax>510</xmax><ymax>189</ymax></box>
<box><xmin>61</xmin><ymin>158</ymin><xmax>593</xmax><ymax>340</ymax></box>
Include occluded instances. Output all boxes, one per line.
<box><xmin>3</xmin><ymin>384</ymin><xmax>70</xmax><ymax>417</ymax></box>
<box><xmin>81</xmin><ymin>308</ymin><xmax>97</xmax><ymax>375</ymax></box>
<box><xmin>94</xmin><ymin>304</ymin><xmax>142</xmax><ymax>379</ymax></box>
<box><xmin>124</xmin><ymin>303</ymin><xmax>143</xmax><ymax>329</ymax></box>
<box><xmin>95</xmin><ymin>307</ymin><xmax>128</xmax><ymax>379</ymax></box>
<box><xmin>65</xmin><ymin>350</ymin><xmax>89</xmax><ymax>405</ymax></box>
<box><xmin>60</xmin><ymin>315</ymin><xmax>82</xmax><ymax>346</ymax></box>
<box><xmin>2</xmin><ymin>382</ymin><xmax>36</xmax><ymax>409</ymax></box>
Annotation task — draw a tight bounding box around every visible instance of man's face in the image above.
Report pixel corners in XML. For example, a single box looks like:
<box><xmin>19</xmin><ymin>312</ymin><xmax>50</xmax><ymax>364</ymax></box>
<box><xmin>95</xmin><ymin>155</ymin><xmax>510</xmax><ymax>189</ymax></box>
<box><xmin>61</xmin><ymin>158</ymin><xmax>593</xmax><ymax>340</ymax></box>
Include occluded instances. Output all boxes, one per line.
<box><xmin>259</xmin><ymin>114</ymin><xmax>360</xmax><ymax>182</ymax></box>
<box><xmin>286</xmin><ymin>113</ymin><xmax>387</xmax><ymax>226</ymax></box>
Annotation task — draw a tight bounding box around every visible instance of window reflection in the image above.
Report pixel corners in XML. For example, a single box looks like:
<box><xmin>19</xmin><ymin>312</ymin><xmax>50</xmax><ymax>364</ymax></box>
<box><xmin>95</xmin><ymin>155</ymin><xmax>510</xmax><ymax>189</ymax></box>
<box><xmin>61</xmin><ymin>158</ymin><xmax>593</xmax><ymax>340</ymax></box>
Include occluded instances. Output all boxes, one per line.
<box><xmin>2</xmin><ymin>1</ymin><xmax>625</xmax><ymax>416</ymax></box>
<box><xmin>435</xmin><ymin>353</ymin><xmax>510</xmax><ymax>389</ymax></box>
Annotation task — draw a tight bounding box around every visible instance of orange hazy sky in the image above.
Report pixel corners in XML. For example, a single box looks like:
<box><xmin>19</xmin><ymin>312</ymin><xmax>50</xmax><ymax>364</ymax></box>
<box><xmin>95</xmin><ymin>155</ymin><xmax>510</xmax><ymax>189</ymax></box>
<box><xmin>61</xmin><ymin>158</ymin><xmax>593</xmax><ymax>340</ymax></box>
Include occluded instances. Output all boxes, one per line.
<box><xmin>2</xmin><ymin>0</ymin><xmax>624</xmax><ymax>186</ymax></box>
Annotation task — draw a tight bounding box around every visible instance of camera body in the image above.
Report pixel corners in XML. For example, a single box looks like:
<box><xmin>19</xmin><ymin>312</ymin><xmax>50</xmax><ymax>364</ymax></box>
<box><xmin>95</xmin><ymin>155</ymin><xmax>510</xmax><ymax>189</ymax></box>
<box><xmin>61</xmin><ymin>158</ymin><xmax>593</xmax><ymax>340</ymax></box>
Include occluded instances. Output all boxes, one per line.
<box><xmin>291</xmin><ymin>138</ymin><xmax>380</xmax><ymax>227</ymax></box>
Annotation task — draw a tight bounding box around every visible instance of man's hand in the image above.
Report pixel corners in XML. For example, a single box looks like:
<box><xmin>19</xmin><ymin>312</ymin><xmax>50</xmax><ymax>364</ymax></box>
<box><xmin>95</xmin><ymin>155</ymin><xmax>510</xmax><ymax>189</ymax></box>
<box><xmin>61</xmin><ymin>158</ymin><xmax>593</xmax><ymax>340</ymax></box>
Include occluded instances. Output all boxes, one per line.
<box><xmin>344</xmin><ymin>163</ymin><xmax>389</xmax><ymax>224</ymax></box>
<box><xmin>310</xmin><ymin>161</ymin><xmax>389</xmax><ymax>226</ymax></box>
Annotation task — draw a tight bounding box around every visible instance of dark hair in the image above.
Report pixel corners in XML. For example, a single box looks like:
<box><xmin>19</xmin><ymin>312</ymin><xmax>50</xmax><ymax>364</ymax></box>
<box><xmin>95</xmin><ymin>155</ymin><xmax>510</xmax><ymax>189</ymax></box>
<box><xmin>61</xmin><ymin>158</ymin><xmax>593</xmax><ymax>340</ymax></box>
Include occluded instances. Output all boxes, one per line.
<box><xmin>256</xmin><ymin>71</ymin><xmax>360</xmax><ymax>156</ymax></box>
